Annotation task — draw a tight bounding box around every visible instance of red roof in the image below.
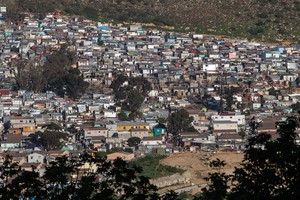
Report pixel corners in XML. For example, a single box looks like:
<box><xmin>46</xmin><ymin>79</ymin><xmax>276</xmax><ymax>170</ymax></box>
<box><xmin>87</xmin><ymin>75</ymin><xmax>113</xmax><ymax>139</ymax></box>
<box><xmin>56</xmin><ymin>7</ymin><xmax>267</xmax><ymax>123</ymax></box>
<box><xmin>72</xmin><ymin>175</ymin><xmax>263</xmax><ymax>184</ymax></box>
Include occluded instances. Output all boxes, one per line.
<box><xmin>219</xmin><ymin>113</ymin><xmax>235</xmax><ymax>116</ymax></box>
<box><xmin>0</xmin><ymin>89</ymin><xmax>10</xmax><ymax>96</ymax></box>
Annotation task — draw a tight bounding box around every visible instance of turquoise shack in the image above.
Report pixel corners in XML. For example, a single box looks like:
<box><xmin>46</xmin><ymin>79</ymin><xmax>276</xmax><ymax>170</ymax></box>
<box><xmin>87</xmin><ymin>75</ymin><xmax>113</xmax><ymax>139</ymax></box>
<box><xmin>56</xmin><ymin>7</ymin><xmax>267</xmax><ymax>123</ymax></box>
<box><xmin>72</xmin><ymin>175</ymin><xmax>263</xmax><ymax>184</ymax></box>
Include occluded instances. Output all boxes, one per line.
<box><xmin>153</xmin><ymin>124</ymin><xmax>167</xmax><ymax>136</ymax></box>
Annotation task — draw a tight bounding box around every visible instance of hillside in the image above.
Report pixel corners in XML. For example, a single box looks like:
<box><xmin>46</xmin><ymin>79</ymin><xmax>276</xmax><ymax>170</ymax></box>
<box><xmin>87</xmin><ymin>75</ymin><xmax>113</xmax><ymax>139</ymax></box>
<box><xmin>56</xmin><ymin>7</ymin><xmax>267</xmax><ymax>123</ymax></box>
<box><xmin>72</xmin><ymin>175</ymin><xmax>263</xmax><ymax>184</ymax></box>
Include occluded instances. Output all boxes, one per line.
<box><xmin>3</xmin><ymin>0</ymin><xmax>300</xmax><ymax>42</ymax></box>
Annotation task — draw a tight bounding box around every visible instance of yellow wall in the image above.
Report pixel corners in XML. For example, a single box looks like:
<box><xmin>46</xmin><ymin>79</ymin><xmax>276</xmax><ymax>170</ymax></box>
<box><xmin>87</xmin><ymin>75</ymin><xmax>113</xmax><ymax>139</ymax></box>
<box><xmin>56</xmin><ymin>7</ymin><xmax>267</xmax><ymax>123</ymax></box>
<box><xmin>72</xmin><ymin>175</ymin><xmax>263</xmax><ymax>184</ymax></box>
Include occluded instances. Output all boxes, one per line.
<box><xmin>9</xmin><ymin>128</ymin><xmax>22</xmax><ymax>134</ymax></box>
<box><xmin>23</xmin><ymin>126</ymin><xmax>36</xmax><ymax>133</ymax></box>
<box><xmin>34</xmin><ymin>103</ymin><xmax>45</xmax><ymax>109</ymax></box>
<box><xmin>117</xmin><ymin>125</ymin><xmax>150</xmax><ymax>131</ymax></box>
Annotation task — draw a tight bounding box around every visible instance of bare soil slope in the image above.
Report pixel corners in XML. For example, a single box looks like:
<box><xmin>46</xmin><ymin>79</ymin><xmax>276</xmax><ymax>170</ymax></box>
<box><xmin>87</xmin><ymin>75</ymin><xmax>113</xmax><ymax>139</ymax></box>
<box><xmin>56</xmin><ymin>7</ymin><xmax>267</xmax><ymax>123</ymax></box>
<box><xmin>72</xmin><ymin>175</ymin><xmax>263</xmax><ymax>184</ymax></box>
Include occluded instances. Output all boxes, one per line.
<box><xmin>160</xmin><ymin>152</ymin><xmax>243</xmax><ymax>185</ymax></box>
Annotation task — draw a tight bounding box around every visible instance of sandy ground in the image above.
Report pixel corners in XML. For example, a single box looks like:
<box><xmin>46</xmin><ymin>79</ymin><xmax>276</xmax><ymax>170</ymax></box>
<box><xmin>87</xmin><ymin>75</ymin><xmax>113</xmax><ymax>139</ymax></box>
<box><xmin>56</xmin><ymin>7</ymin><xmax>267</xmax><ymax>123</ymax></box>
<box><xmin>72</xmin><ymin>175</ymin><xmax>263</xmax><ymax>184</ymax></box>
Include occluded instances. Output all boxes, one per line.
<box><xmin>160</xmin><ymin>152</ymin><xmax>244</xmax><ymax>185</ymax></box>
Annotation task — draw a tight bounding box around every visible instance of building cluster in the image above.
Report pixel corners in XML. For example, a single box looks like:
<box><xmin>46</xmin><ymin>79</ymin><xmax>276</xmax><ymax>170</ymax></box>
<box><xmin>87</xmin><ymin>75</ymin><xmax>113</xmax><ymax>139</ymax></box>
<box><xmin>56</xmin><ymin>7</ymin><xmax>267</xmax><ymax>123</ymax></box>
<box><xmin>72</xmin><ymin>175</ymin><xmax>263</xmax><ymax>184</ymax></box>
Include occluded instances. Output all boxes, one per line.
<box><xmin>0</xmin><ymin>11</ymin><xmax>299</xmax><ymax>169</ymax></box>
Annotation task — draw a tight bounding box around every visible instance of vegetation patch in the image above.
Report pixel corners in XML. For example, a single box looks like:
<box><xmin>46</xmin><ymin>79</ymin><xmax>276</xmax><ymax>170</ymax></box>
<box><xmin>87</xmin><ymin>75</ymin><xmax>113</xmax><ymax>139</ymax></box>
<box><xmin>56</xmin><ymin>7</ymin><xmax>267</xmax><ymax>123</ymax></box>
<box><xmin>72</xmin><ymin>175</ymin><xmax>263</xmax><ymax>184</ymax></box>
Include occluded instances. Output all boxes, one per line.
<box><xmin>129</xmin><ymin>155</ymin><xmax>185</xmax><ymax>179</ymax></box>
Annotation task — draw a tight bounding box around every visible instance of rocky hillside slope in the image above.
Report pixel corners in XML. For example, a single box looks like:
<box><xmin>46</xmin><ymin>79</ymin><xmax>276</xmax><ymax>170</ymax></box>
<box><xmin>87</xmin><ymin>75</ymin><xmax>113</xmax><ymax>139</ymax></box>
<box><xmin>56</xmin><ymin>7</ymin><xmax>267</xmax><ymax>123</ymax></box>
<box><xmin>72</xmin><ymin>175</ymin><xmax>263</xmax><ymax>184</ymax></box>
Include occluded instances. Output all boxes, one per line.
<box><xmin>3</xmin><ymin>0</ymin><xmax>300</xmax><ymax>42</ymax></box>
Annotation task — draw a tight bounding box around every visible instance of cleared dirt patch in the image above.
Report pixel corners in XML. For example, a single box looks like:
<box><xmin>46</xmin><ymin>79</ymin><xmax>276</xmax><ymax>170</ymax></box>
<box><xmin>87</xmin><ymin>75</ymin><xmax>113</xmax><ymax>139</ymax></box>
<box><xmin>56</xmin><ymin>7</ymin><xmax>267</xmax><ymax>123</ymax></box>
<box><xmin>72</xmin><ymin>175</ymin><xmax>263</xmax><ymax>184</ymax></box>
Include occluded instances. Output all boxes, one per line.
<box><xmin>160</xmin><ymin>152</ymin><xmax>243</xmax><ymax>185</ymax></box>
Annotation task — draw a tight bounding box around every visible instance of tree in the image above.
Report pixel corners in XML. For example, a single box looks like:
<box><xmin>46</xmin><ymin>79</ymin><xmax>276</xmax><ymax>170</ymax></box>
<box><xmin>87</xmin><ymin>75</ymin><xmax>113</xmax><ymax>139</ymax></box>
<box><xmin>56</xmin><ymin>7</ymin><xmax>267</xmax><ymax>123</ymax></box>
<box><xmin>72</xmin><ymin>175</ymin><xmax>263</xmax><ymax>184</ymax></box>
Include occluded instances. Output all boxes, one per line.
<box><xmin>36</xmin><ymin>130</ymin><xmax>68</xmax><ymax>150</ymax></box>
<box><xmin>222</xmin><ymin>87</ymin><xmax>240</xmax><ymax>111</ymax></box>
<box><xmin>14</xmin><ymin>60</ymin><xmax>29</xmax><ymax>90</ymax></box>
<box><xmin>0</xmin><ymin>155</ymin><xmax>21</xmax><ymax>199</ymax></box>
<box><xmin>201</xmin><ymin>116</ymin><xmax>300</xmax><ymax>199</ymax></box>
<box><xmin>29</xmin><ymin>62</ymin><xmax>46</xmax><ymax>92</ymax></box>
<box><xmin>110</xmin><ymin>73</ymin><xmax>128</xmax><ymax>101</ymax></box>
<box><xmin>127</xmin><ymin>137</ymin><xmax>141</xmax><ymax>149</ymax></box>
<box><xmin>110</xmin><ymin>74</ymin><xmax>151</xmax><ymax>103</ymax></box>
<box><xmin>9</xmin><ymin>168</ymin><xmax>44</xmax><ymax>198</ymax></box>
<box><xmin>0</xmin><ymin>153</ymin><xmax>178</xmax><ymax>199</ymax></box>
<box><xmin>161</xmin><ymin>190</ymin><xmax>181</xmax><ymax>200</ymax></box>
<box><xmin>124</xmin><ymin>148</ymin><xmax>134</xmax><ymax>153</ymax></box>
<box><xmin>65</xmin><ymin>70</ymin><xmax>89</xmax><ymax>99</ymax></box>
<box><xmin>238</xmin><ymin>129</ymin><xmax>246</xmax><ymax>139</ymax></box>
<box><xmin>13</xmin><ymin>44</ymin><xmax>87</xmax><ymax>98</ymax></box>
<box><xmin>290</xmin><ymin>102</ymin><xmax>300</xmax><ymax>113</ymax></box>
<box><xmin>118</xmin><ymin>111</ymin><xmax>129</xmax><ymax>121</ymax></box>
<box><xmin>128</xmin><ymin>76</ymin><xmax>151</xmax><ymax>97</ymax></box>
<box><xmin>167</xmin><ymin>109</ymin><xmax>194</xmax><ymax>133</ymax></box>
<box><xmin>42</xmin><ymin>122</ymin><xmax>63</xmax><ymax>132</ymax></box>
<box><xmin>199</xmin><ymin>159</ymin><xmax>230</xmax><ymax>200</ymax></box>
<box><xmin>37</xmin><ymin>130</ymin><xmax>68</xmax><ymax>150</ymax></box>
<box><xmin>111</xmin><ymin>74</ymin><xmax>150</xmax><ymax>119</ymax></box>
<box><xmin>157</xmin><ymin>117</ymin><xmax>167</xmax><ymax>124</ymax></box>
<box><xmin>13</xmin><ymin>59</ymin><xmax>46</xmax><ymax>92</ymax></box>
<box><xmin>268</xmin><ymin>87</ymin><xmax>279</xmax><ymax>96</ymax></box>
<box><xmin>230</xmin><ymin>117</ymin><xmax>300</xmax><ymax>199</ymax></box>
<box><xmin>296</xmin><ymin>77</ymin><xmax>300</xmax><ymax>85</ymax></box>
<box><xmin>123</xmin><ymin>89</ymin><xmax>145</xmax><ymax>119</ymax></box>
<box><xmin>41</xmin><ymin>45</ymin><xmax>88</xmax><ymax>99</ymax></box>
